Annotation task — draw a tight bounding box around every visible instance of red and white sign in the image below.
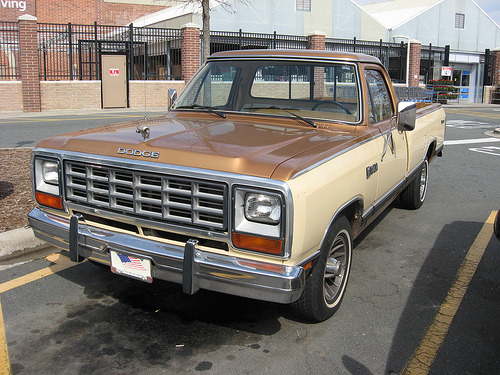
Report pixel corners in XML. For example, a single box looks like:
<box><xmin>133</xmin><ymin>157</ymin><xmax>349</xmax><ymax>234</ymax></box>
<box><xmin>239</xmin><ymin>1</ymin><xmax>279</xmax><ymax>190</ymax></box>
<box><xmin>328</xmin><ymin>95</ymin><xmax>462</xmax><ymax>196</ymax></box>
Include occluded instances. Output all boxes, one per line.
<box><xmin>110</xmin><ymin>68</ymin><xmax>120</xmax><ymax>76</ymax></box>
<box><xmin>442</xmin><ymin>66</ymin><xmax>452</xmax><ymax>77</ymax></box>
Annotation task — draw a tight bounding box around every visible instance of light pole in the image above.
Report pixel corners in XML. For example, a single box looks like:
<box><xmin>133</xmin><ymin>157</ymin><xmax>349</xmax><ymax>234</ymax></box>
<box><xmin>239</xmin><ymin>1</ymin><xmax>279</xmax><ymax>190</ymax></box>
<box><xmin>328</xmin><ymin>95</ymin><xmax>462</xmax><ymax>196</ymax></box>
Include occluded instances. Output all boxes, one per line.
<box><xmin>394</xmin><ymin>35</ymin><xmax>411</xmax><ymax>87</ymax></box>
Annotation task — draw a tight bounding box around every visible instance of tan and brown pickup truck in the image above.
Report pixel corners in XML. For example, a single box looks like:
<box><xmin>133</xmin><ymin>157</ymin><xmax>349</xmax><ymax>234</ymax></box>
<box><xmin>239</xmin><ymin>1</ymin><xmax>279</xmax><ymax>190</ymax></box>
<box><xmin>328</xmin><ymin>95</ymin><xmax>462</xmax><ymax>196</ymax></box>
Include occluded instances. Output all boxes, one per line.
<box><xmin>29</xmin><ymin>50</ymin><xmax>445</xmax><ymax>321</ymax></box>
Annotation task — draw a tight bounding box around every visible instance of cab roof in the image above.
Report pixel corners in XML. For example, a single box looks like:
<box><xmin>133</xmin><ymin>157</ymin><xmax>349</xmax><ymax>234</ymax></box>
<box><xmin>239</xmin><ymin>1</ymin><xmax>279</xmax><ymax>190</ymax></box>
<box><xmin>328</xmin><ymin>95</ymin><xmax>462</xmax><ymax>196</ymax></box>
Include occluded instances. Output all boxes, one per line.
<box><xmin>208</xmin><ymin>49</ymin><xmax>382</xmax><ymax>65</ymax></box>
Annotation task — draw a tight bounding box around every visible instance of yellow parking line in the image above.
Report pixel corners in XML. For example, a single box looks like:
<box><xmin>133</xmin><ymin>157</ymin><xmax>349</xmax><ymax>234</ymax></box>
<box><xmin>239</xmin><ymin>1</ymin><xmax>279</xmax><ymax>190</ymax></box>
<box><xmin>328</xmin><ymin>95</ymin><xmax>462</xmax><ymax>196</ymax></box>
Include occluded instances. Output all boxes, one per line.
<box><xmin>0</xmin><ymin>253</ymin><xmax>76</xmax><ymax>295</ymax></box>
<box><xmin>444</xmin><ymin>109</ymin><xmax>500</xmax><ymax>118</ymax></box>
<box><xmin>400</xmin><ymin>211</ymin><xmax>497</xmax><ymax>375</ymax></box>
<box><xmin>0</xmin><ymin>297</ymin><xmax>10</xmax><ymax>375</ymax></box>
<box><xmin>0</xmin><ymin>253</ymin><xmax>77</xmax><ymax>374</ymax></box>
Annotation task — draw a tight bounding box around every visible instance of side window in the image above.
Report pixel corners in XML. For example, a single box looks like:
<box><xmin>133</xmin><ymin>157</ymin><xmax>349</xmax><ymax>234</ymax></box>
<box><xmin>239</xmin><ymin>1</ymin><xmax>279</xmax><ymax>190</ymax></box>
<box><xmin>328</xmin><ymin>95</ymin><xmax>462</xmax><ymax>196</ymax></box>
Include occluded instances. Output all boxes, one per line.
<box><xmin>183</xmin><ymin>65</ymin><xmax>239</xmax><ymax>108</ymax></box>
<box><xmin>365</xmin><ymin>69</ymin><xmax>393</xmax><ymax>123</ymax></box>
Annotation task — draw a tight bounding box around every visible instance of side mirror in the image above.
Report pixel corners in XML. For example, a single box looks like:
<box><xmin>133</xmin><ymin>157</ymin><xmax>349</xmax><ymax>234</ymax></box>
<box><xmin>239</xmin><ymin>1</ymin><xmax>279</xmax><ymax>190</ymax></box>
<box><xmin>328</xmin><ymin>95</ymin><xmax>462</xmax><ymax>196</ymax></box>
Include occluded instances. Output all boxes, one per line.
<box><xmin>168</xmin><ymin>89</ymin><xmax>177</xmax><ymax>110</ymax></box>
<box><xmin>397</xmin><ymin>102</ymin><xmax>416</xmax><ymax>131</ymax></box>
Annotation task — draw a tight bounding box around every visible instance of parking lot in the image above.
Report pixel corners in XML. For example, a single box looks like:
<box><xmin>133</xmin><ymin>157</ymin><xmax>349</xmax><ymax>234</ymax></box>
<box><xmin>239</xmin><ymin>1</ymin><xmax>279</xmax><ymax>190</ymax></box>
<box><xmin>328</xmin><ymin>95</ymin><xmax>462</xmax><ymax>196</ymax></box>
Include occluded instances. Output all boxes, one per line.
<box><xmin>0</xmin><ymin>105</ymin><xmax>499</xmax><ymax>374</ymax></box>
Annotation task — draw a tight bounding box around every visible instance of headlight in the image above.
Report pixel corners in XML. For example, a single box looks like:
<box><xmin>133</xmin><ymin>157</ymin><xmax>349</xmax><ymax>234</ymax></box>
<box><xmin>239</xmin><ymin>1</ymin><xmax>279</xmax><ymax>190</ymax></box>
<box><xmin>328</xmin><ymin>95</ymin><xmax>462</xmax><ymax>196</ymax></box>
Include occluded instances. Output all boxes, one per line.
<box><xmin>245</xmin><ymin>193</ymin><xmax>281</xmax><ymax>224</ymax></box>
<box><xmin>34</xmin><ymin>157</ymin><xmax>63</xmax><ymax>210</ymax></box>
<box><xmin>233</xmin><ymin>188</ymin><xmax>284</xmax><ymax>256</ymax></box>
<box><xmin>41</xmin><ymin>161</ymin><xmax>59</xmax><ymax>185</ymax></box>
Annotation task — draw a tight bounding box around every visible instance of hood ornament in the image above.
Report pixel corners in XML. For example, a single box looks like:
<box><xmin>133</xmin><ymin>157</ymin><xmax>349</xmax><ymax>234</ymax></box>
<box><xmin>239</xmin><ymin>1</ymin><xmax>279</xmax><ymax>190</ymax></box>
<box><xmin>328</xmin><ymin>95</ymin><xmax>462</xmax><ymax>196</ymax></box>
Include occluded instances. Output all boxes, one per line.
<box><xmin>136</xmin><ymin>125</ymin><xmax>150</xmax><ymax>141</ymax></box>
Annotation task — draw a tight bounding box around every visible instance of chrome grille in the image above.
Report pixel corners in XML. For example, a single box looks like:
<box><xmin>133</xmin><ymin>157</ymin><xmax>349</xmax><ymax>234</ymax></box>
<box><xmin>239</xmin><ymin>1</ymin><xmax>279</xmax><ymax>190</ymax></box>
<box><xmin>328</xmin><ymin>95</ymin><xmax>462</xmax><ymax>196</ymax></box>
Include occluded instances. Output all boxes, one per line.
<box><xmin>64</xmin><ymin>161</ymin><xmax>227</xmax><ymax>230</ymax></box>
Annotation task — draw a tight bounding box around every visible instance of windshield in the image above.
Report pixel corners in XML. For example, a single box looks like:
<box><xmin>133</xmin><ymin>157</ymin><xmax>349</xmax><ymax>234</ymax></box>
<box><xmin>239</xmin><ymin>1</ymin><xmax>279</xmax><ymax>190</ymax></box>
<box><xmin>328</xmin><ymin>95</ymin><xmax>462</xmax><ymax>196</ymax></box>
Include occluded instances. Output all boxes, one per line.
<box><xmin>173</xmin><ymin>59</ymin><xmax>360</xmax><ymax>124</ymax></box>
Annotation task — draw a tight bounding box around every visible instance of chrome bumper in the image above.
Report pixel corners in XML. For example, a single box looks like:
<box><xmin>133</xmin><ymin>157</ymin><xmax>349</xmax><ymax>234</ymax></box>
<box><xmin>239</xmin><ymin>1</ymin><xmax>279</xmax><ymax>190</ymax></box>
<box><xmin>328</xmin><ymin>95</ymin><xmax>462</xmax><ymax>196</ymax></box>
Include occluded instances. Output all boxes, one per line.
<box><xmin>28</xmin><ymin>208</ymin><xmax>304</xmax><ymax>304</ymax></box>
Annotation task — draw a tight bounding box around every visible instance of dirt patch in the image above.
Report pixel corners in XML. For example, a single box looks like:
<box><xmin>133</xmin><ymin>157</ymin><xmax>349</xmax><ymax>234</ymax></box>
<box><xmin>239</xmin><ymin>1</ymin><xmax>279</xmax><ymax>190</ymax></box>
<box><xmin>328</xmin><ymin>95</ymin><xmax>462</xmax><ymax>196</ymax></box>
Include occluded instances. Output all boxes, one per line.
<box><xmin>0</xmin><ymin>148</ymin><xmax>34</xmax><ymax>233</ymax></box>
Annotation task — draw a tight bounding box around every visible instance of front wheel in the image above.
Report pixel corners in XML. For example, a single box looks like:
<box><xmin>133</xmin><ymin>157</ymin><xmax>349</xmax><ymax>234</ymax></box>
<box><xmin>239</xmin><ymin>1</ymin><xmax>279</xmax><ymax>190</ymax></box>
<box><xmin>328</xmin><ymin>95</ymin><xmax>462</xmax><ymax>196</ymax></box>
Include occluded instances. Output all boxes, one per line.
<box><xmin>399</xmin><ymin>159</ymin><xmax>429</xmax><ymax>210</ymax></box>
<box><xmin>290</xmin><ymin>216</ymin><xmax>352</xmax><ymax>322</ymax></box>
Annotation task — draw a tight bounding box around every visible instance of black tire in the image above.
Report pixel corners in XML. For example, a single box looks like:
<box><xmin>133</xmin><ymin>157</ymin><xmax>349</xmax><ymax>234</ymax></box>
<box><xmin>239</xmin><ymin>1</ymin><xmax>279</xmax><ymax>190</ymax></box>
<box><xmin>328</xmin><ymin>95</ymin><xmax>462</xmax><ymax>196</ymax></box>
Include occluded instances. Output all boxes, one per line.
<box><xmin>290</xmin><ymin>216</ymin><xmax>352</xmax><ymax>322</ymax></box>
<box><xmin>399</xmin><ymin>159</ymin><xmax>429</xmax><ymax>210</ymax></box>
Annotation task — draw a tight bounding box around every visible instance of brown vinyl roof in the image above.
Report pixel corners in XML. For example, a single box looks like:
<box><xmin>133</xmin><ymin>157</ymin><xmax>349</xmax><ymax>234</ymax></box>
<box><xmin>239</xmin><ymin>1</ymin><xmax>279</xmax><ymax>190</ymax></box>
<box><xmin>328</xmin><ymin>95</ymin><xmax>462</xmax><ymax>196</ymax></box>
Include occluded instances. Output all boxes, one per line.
<box><xmin>208</xmin><ymin>49</ymin><xmax>382</xmax><ymax>64</ymax></box>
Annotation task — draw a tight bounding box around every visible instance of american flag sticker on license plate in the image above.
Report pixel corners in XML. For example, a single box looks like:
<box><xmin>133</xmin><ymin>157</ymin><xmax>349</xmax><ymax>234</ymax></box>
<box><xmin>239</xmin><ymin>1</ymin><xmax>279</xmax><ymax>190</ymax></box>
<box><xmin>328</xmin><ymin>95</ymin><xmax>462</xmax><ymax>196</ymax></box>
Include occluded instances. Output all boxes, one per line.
<box><xmin>110</xmin><ymin>251</ymin><xmax>152</xmax><ymax>283</ymax></box>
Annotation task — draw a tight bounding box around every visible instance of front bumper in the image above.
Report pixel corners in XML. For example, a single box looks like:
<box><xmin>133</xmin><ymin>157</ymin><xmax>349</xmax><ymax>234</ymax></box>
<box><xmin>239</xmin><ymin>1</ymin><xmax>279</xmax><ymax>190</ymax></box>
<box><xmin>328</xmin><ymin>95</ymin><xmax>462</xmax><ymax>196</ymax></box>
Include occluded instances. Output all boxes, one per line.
<box><xmin>28</xmin><ymin>207</ymin><xmax>304</xmax><ymax>304</ymax></box>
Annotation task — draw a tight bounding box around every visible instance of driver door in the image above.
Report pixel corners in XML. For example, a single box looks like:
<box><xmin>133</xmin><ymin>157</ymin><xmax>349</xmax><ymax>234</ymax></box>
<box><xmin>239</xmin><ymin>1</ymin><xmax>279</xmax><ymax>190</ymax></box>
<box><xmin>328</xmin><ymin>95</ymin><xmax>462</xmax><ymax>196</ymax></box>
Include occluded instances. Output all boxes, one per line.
<box><xmin>365</xmin><ymin>68</ymin><xmax>407</xmax><ymax>203</ymax></box>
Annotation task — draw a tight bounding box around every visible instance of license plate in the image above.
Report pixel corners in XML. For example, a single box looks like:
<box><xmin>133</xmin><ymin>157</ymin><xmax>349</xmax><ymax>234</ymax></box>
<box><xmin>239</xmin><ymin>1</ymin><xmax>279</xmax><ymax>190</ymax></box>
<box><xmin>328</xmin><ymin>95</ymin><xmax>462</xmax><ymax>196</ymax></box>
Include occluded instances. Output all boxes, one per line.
<box><xmin>110</xmin><ymin>251</ymin><xmax>152</xmax><ymax>283</ymax></box>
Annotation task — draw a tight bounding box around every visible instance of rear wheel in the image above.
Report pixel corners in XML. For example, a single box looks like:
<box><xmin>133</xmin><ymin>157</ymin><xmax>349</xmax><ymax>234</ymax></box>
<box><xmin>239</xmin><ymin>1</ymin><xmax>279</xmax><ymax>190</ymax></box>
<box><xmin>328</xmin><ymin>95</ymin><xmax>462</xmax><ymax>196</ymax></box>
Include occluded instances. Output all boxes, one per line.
<box><xmin>400</xmin><ymin>159</ymin><xmax>428</xmax><ymax>210</ymax></box>
<box><xmin>291</xmin><ymin>216</ymin><xmax>352</xmax><ymax>322</ymax></box>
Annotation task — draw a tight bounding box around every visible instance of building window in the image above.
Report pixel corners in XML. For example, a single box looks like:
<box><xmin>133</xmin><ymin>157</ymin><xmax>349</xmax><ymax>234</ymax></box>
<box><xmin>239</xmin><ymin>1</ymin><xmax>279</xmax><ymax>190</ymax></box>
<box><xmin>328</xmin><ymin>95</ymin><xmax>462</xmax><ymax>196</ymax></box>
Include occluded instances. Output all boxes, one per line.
<box><xmin>455</xmin><ymin>13</ymin><xmax>465</xmax><ymax>29</ymax></box>
<box><xmin>297</xmin><ymin>0</ymin><xmax>311</xmax><ymax>12</ymax></box>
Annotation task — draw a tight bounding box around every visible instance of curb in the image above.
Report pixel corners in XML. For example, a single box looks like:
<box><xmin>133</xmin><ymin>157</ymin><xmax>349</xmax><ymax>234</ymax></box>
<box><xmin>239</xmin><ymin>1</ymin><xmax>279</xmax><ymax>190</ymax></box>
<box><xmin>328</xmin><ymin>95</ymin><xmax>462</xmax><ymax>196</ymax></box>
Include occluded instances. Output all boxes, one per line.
<box><xmin>0</xmin><ymin>227</ymin><xmax>51</xmax><ymax>262</ymax></box>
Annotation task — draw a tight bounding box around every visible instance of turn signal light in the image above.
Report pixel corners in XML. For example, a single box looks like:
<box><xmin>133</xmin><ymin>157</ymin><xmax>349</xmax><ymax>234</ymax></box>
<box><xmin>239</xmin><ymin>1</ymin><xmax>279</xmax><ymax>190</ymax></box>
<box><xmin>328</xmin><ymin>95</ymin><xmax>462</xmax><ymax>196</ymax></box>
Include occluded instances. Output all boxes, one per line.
<box><xmin>36</xmin><ymin>191</ymin><xmax>63</xmax><ymax>210</ymax></box>
<box><xmin>233</xmin><ymin>233</ymin><xmax>282</xmax><ymax>255</ymax></box>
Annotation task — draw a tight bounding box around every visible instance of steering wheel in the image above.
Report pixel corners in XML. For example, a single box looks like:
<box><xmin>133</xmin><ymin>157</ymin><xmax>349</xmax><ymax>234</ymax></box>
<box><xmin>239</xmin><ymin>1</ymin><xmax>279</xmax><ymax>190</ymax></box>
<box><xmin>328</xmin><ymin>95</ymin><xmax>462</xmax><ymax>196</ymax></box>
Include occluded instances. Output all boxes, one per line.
<box><xmin>311</xmin><ymin>100</ymin><xmax>351</xmax><ymax>114</ymax></box>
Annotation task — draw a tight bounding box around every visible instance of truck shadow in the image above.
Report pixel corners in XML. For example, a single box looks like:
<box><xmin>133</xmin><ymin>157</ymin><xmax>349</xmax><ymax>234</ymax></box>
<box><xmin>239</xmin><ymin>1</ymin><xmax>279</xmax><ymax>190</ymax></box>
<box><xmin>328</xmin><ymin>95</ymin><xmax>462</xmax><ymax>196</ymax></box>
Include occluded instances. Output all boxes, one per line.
<box><xmin>15</xmin><ymin>262</ymin><xmax>285</xmax><ymax>373</ymax></box>
<box><xmin>32</xmin><ymin>203</ymin><xmax>399</xmax><ymax>371</ymax></box>
<box><xmin>383</xmin><ymin>219</ymin><xmax>496</xmax><ymax>374</ymax></box>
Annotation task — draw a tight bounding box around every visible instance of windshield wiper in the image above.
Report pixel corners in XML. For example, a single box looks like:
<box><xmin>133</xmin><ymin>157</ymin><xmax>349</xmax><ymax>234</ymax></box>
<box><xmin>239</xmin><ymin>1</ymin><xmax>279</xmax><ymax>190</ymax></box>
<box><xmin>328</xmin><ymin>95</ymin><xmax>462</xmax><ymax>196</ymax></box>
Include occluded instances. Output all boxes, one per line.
<box><xmin>250</xmin><ymin>106</ymin><xmax>316</xmax><ymax>128</ymax></box>
<box><xmin>175</xmin><ymin>104</ymin><xmax>226</xmax><ymax>119</ymax></box>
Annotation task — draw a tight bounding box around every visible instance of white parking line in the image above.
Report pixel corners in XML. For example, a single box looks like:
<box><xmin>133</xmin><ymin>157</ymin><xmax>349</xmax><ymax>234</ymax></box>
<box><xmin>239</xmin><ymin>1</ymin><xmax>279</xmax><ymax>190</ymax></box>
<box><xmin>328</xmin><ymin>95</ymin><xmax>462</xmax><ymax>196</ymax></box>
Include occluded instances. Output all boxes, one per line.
<box><xmin>444</xmin><ymin>138</ymin><xmax>500</xmax><ymax>146</ymax></box>
<box><xmin>469</xmin><ymin>146</ymin><xmax>500</xmax><ymax>156</ymax></box>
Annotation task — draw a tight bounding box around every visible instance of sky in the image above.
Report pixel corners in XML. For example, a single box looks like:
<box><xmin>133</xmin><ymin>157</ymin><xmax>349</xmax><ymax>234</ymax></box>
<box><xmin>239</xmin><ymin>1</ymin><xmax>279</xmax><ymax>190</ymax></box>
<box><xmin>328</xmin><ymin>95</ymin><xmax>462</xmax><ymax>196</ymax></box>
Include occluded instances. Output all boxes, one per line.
<box><xmin>353</xmin><ymin>0</ymin><xmax>500</xmax><ymax>27</ymax></box>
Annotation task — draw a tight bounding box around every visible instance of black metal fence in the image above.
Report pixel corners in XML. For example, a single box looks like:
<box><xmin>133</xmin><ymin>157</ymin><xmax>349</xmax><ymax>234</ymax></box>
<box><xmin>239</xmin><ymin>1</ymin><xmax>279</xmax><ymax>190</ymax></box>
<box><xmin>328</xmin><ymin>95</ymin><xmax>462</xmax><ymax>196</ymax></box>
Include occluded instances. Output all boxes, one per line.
<box><xmin>209</xmin><ymin>30</ymin><xmax>308</xmax><ymax>53</ymax></box>
<box><xmin>421</xmin><ymin>44</ymin><xmax>447</xmax><ymax>82</ymax></box>
<box><xmin>326</xmin><ymin>38</ymin><xmax>408</xmax><ymax>83</ymax></box>
<box><xmin>207</xmin><ymin>31</ymin><xmax>409</xmax><ymax>84</ymax></box>
<box><xmin>0</xmin><ymin>22</ymin><xmax>20</xmax><ymax>80</ymax></box>
<box><xmin>0</xmin><ymin>21</ymin><xmax>492</xmax><ymax>87</ymax></box>
<box><xmin>37</xmin><ymin>22</ymin><xmax>182</xmax><ymax>81</ymax></box>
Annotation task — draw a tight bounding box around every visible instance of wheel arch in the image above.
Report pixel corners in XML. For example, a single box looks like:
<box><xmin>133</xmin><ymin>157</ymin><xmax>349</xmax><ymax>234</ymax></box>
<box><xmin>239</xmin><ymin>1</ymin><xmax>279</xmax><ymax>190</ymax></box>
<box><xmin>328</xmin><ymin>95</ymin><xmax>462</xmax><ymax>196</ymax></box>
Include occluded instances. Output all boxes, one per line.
<box><xmin>319</xmin><ymin>197</ymin><xmax>363</xmax><ymax>252</ymax></box>
<box><xmin>427</xmin><ymin>139</ymin><xmax>437</xmax><ymax>163</ymax></box>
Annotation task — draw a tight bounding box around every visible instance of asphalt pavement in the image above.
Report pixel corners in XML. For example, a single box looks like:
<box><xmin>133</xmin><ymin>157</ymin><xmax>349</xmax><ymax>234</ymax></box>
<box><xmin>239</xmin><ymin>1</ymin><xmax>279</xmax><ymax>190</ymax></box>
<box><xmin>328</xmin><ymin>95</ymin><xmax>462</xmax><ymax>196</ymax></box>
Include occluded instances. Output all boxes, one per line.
<box><xmin>0</xmin><ymin>107</ymin><xmax>169</xmax><ymax>149</ymax></box>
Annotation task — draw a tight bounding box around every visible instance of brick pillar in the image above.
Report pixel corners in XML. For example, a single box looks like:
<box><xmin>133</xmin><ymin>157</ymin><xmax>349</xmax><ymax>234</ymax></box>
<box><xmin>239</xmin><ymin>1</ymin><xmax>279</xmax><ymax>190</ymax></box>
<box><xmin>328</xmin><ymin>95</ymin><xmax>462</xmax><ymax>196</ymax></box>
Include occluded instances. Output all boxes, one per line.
<box><xmin>492</xmin><ymin>47</ymin><xmax>500</xmax><ymax>87</ymax></box>
<box><xmin>307</xmin><ymin>30</ymin><xmax>326</xmax><ymax>51</ymax></box>
<box><xmin>409</xmin><ymin>39</ymin><xmax>422</xmax><ymax>87</ymax></box>
<box><xmin>181</xmin><ymin>23</ymin><xmax>200</xmax><ymax>82</ymax></box>
<box><xmin>18</xmin><ymin>15</ymin><xmax>41</xmax><ymax>112</ymax></box>
<box><xmin>308</xmin><ymin>31</ymin><xmax>326</xmax><ymax>99</ymax></box>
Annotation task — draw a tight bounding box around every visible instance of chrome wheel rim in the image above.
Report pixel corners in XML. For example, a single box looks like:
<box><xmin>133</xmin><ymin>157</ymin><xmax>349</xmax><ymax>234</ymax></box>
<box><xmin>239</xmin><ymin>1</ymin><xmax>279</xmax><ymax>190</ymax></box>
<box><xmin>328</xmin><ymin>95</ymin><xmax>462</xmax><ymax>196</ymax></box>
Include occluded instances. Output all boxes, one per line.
<box><xmin>324</xmin><ymin>230</ymin><xmax>350</xmax><ymax>306</ymax></box>
<box><xmin>419</xmin><ymin>161</ymin><xmax>428</xmax><ymax>202</ymax></box>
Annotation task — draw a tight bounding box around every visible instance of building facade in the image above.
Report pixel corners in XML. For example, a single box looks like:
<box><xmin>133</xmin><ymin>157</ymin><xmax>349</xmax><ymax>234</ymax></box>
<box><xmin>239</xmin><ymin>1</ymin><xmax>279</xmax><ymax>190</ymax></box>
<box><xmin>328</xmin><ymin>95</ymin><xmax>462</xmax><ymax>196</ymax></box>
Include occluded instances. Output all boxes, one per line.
<box><xmin>2</xmin><ymin>0</ymin><xmax>500</xmax><ymax>111</ymax></box>
<box><xmin>0</xmin><ymin>0</ymin><xmax>174</xmax><ymax>25</ymax></box>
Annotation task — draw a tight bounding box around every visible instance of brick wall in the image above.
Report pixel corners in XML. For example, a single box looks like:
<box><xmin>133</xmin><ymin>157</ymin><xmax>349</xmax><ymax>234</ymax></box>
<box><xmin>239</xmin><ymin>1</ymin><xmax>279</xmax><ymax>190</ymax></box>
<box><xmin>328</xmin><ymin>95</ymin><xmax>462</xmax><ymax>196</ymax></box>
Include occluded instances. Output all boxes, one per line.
<box><xmin>19</xmin><ymin>15</ymin><xmax>41</xmax><ymax>112</ymax></box>
<box><xmin>40</xmin><ymin>81</ymin><xmax>101</xmax><ymax>110</ymax></box>
<box><xmin>101</xmin><ymin>3</ymin><xmax>169</xmax><ymax>26</ymax></box>
<box><xmin>308</xmin><ymin>32</ymin><xmax>326</xmax><ymax>98</ymax></box>
<box><xmin>36</xmin><ymin>80</ymin><xmax>186</xmax><ymax>111</ymax></box>
<box><xmin>0</xmin><ymin>81</ymin><xmax>22</xmax><ymax>111</ymax></box>
<box><xmin>0</xmin><ymin>1</ymin><xmax>36</xmax><ymax>21</ymax></box>
<box><xmin>409</xmin><ymin>40</ymin><xmax>422</xmax><ymax>87</ymax></box>
<box><xmin>308</xmin><ymin>31</ymin><xmax>326</xmax><ymax>51</ymax></box>
<box><xmin>129</xmin><ymin>81</ymin><xmax>185</xmax><ymax>108</ymax></box>
<box><xmin>181</xmin><ymin>23</ymin><xmax>200</xmax><ymax>82</ymax></box>
<box><xmin>492</xmin><ymin>48</ymin><xmax>500</xmax><ymax>87</ymax></box>
<box><xmin>36</xmin><ymin>0</ymin><xmax>97</xmax><ymax>24</ymax></box>
<box><xmin>0</xmin><ymin>0</ymin><xmax>168</xmax><ymax>24</ymax></box>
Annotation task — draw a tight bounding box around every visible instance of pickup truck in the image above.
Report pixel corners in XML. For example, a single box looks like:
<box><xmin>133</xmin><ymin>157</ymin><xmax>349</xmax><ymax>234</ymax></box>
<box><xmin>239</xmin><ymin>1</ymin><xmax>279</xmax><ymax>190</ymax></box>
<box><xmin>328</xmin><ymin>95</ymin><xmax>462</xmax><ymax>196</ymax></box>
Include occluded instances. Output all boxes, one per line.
<box><xmin>28</xmin><ymin>50</ymin><xmax>445</xmax><ymax>322</ymax></box>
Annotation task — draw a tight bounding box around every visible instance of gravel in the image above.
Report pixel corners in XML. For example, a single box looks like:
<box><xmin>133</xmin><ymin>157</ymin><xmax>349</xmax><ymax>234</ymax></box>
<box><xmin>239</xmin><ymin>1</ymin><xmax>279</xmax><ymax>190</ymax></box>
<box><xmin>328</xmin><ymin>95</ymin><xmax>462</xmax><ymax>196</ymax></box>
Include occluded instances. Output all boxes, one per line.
<box><xmin>0</xmin><ymin>148</ymin><xmax>34</xmax><ymax>233</ymax></box>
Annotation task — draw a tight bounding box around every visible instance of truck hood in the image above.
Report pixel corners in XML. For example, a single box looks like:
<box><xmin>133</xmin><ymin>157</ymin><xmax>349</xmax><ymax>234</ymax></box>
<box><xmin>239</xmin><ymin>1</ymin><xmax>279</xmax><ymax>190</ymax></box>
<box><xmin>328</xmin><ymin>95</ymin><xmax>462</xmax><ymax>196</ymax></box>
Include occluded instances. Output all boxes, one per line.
<box><xmin>37</xmin><ymin>114</ymin><xmax>364</xmax><ymax>181</ymax></box>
